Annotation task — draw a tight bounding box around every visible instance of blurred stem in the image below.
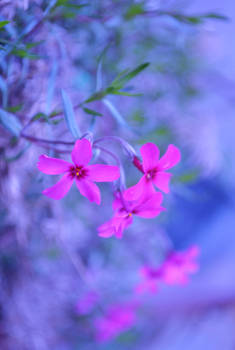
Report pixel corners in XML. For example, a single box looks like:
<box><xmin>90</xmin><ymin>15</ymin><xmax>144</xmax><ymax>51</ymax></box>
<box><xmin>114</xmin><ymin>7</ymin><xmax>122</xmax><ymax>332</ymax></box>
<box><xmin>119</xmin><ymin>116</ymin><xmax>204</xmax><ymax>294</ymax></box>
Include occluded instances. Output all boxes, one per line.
<box><xmin>94</xmin><ymin>136</ymin><xmax>136</xmax><ymax>159</ymax></box>
<box><xmin>20</xmin><ymin>132</ymin><xmax>74</xmax><ymax>146</ymax></box>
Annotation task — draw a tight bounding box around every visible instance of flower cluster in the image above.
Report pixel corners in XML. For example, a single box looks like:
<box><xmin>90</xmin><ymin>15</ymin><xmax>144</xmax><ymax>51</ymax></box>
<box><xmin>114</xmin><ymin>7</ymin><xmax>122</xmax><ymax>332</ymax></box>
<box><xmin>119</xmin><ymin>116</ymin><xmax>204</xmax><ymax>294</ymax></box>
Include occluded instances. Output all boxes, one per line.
<box><xmin>38</xmin><ymin>137</ymin><xmax>201</xmax><ymax>341</ymax></box>
<box><xmin>98</xmin><ymin>142</ymin><xmax>181</xmax><ymax>238</ymax></box>
<box><xmin>37</xmin><ymin>138</ymin><xmax>181</xmax><ymax>238</ymax></box>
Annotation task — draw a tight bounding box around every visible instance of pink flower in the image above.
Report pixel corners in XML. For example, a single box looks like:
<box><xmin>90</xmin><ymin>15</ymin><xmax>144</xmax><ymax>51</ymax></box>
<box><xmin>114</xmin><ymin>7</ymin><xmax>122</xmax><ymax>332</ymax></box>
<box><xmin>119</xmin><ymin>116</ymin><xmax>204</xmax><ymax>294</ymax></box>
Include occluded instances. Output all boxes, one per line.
<box><xmin>124</xmin><ymin>143</ymin><xmax>181</xmax><ymax>201</ymax></box>
<box><xmin>136</xmin><ymin>245</ymin><xmax>200</xmax><ymax>293</ymax></box>
<box><xmin>135</xmin><ymin>266</ymin><xmax>163</xmax><ymax>294</ymax></box>
<box><xmin>94</xmin><ymin>303</ymin><xmax>136</xmax><ymax>342</ymax></box>
<box><xmin>98</xmin><ymin>191</ymin><xmax>165</xmax><ymax>239</ymax></box>
<box><xmin>37</xmin><ymin>139</ymin><xmax>120</xmax><ymax>204</ymax></box>
<box><xmin>161</xmin><ymin>245</ymin><xmax>200</xmax><ymax>285</ymax></box>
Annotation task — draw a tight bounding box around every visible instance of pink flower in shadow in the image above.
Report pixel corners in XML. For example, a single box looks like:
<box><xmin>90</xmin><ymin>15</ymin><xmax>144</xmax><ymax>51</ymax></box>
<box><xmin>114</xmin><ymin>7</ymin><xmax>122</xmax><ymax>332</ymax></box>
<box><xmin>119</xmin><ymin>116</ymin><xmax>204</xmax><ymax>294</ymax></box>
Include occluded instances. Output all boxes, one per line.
<box><xmin>95</xmin><ymin>303</ymin><xmax>137</xmax><ymax>342</ymax></box>
<box><xmin>37</xmin><ymin>139</ymin><xmax>120</xmax><ymax>204</ymax></box>
<box><xmin>124</xmin><ymin>143</ymin><xmax>181</xmax><ymax>201</ymax></box>
<box><xmin>98</xmin><ymin>191</ymin><xmax>165</xmax><ymax>239</ymax></box>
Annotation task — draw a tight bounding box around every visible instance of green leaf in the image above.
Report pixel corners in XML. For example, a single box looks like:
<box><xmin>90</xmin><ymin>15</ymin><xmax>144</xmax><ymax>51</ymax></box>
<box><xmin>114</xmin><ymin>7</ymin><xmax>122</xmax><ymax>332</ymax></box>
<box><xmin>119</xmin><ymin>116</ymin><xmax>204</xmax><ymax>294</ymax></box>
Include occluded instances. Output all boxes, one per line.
<box><xmin>61</xmin><ymin>90</ymin><xmax>80</xmax><ymax>139</ymax></box>
<box><xmin>0</xmin><ymin>21</ymin><xmax>10</xmax><ymax>29</ymax></box>
<box><xmin>0</xmin><ymin>109</ymin><xmax>22</xmax><ymax>137</ymax></box>
<box><xmin>84</xmin><ymin>63</ymin><xmax>149</xmax><ymax>104</ymax></box>
<box><xmin>125</xmin><ymin>3</ymin><xmax>145</xmax><ymax>20</ymax></box>
<box><xmin>12</xmin><ymin>48</ymin><xmax>40</xmax><ymax>60</ymax></box>
<box><xmin>110</xmin><ymin>91</ymin><xmax>142</xmax><ymax>97</ymax></box>
<box><xmin>84</xmin><ymin>90</ymin><xmax>108</xmax><ymax>103</ymax></box>
<box><xmin>169</xmin><ymin>12</ymin><xmax>228</xmax><ymax>25</ymax></box>
<box><xmin>25</xmin><ymin>40</ymin><xmax>44</xmax><ymax>49</ymax></box>
<box><xmin>111</xmin><ymin>62</ymin><xmax>150</xmax><ymax>90</ymax></box>
<box><xmin>32</xmin><ymin>112</ymin><xmax>49</xmax><ymax>122</ymax></box>
<box><xmin>202</xmin><ymin>13</ymin><xmax>228</xmax><ymax>21</ymax></box>
<box><xmin>83</xmin><ymin>107</ymin><xmax>102</xmax><ymax>116</ymax></box>
<box><xmin>6</xmin><ymin>105</ymin><xmax>23</xmax><ymax>113</ymax></box>
<box><xmin>53</xmin><ymin>0</ymin><xmax>88</xmax><ymax>10</ymax></box>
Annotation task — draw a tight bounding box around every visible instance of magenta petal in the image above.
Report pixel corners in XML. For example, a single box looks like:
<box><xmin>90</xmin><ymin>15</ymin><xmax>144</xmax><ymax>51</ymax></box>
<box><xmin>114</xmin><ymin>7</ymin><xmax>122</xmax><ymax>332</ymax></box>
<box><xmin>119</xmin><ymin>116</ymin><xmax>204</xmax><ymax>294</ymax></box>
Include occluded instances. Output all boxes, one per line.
<box><xmin>76</xmin><ymin>179</ymin><xmax>101</xmax><ymax>204</ymax></box>
<box><xmin>153</xmin><ymin>172</ymin><xmax>172</xmax><ymax>193</ymax></box>
<box><xmin>37</xmin><ymin>155</ymin><xmax>71</xmax><ymax>175</ymax></box>
<box><xmin>71</xmin><ymin>139</ymin><xmax>92</xmax><ymax>166</ymax></box>
<box><xmin>42</xmin><ymin>174</ymin><xmax>73</xmax><ymax>200</ymax></box>
<box><xmin>112</xmin><ymin>195</ymin><xmax>123</xmax><ymax>211</ymax></box>
<box><xmin>124</xmin><ymin>176</ymin><xmax>150</xmax><ymax>201</ymax></box>
<box><xmin>157</xmin><ymin>144</ymin><xmax>181</xmax><ymax>170</ymax></box>
<box><xmin>140</xmin><ymin>143</ymin><xmax>160</xmax><ymax>172</ymax></box>
<box><xmin>135</xmin><ymin>192</ymin><xmax>165</xmax><ymax>218</ymax></box>
<box><xmin>115</xmin><ymin>216</ymin><xmax>132</xmax><ymax>238</ymax></box>
<box><xmin>98</xmin><ymin>221</ymin><xmax>116</xmax><ymax>238</ymax></box>
<box><xmin>87</xmin><ymin>164</ymin><xmax>120</xmax><ymax>182</ymax></box>
<box><xmin>187</xmin><ymin>245</ymin><xmax>200</xmax><ymax>259</ymax></box>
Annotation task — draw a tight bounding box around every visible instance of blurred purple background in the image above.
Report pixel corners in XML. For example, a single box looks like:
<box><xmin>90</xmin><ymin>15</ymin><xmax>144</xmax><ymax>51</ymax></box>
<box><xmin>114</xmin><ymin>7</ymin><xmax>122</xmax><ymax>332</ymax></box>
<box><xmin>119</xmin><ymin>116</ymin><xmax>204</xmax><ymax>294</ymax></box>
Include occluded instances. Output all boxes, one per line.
<box><xmin>0</xmin><ymin>0</ymin><xmax>235</xmax><ymax>349</ymax></box>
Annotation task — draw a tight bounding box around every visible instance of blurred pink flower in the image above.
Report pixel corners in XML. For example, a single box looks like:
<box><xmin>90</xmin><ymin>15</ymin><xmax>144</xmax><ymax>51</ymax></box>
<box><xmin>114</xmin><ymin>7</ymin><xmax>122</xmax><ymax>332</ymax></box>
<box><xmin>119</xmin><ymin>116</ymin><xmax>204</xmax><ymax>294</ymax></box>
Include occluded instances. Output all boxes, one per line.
<box><xmin>136</xmin><ymin>245</ymin><xmax>200</xmax><ymax>294</ymax></box>
<box><xmin>162</xmin><ymin>245</ymin><xmax>200</xmax><ymax>285</ymax></box>
<box><xmin>37</xmin><ymin>139</ymin><xmax>120</xmax><ymax>204</ymax></box>
<box><xmin>95</xmin><ymin>303</ymin><xmax>137</xmax><ymax>342</ymax></box>
<box><xmin>135</xmin><ymin>266</ymin><xmax>163</xmax><ymax>294</ymax></box>
<box><xmin>124</xmin><ymin>143</ymin><xmax>181</xmax><ymax>200</ymax></box>
<box><xmin>98</xmin><ymin>191</ymin><xmax>165</xmax><ymax>239</ymax></box>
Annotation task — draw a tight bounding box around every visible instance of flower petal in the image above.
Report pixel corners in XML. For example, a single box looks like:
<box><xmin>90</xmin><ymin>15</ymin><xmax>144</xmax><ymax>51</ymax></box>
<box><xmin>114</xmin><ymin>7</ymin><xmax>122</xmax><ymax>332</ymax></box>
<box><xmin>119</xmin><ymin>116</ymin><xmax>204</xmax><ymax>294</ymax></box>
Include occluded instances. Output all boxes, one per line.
<box><xmin>37</xmin><ymin>155</ymin><xmax>71</xmax><ymax>175</ymax></box>
<box><xmin>140</xmin><ymin>143</ymin><xmax>160</xmax><ymax>172</ymax></box>
<box><xmin>115</xmin><ymin>216</ymin><xmax>132</xmax><ymax>238</ymax></box>
<box><xmin>76</xmin><ymin>179</ymin><xmax>101</xmax><ymax>204</ymax></box>
<box><xmin>124</xmin><ymin>176</ymin><xmax>152</xmax><ymax>201</ymax></box>
<box><xmin>42</xmin><ymin>174</ymin><xmax>73</xmax><ymax>200</ymax></box>
<box><xmin>134</xmin><ymin>192</ymin><xmax>165</xmax><ymax>218</ymax></box>
<box><xmin>87</xmin><ymin>164</ymin><xmax>120</xmax><ymax>182</ymax></box>
<box><xmin>112</xmin><ymin>194</ymin><xmax>123</xmax><ymax>211</ymax></box>
<box><xmin>187</xmin><ymin>245</ymin><xmax>200</xmax><ymax>259</ymax></box>
<box><xmin>71</xmin><ymin>139</ymin><xmax>92</xmax><ymax>166</ymax></box>
<box><xmin>98</xmin><ymin>220</ymin><xmax>116</xmax><ymax>238</ymax></box>
<box><xmin>153</xmin><ymin>172</ymin><xmax>172</xmax><ymax>193</ymax></box>
<box><xmin>157</xmin><ymin>144</ymin><xmax>181</xmax><ymax>170</ymax></box>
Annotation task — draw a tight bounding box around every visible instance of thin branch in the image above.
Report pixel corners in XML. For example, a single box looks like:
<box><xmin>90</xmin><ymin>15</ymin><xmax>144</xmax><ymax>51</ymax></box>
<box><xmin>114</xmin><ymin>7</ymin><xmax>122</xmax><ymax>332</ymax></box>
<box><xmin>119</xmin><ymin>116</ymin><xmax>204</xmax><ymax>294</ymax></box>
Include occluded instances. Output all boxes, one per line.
<box><xmin>20</xmin><ymin>132</ymin><xmax>74</xmax><ymax>146</ymax></box>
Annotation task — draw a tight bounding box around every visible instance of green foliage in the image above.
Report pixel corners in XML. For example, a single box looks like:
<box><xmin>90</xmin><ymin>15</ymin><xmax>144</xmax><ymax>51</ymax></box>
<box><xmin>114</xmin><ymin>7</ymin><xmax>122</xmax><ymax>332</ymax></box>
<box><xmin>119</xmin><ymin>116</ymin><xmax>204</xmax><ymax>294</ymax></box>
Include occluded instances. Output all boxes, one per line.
<box><xmin>85</xmin><ymin>63</ymin><xmax>150</xmax><ymax>103</ymax></box>
<box><xmin>83</xmin><ymin>107</ymin><xmax>103</xmax><ymax>117</ymax></box>
<box><xmin>111</xmin><ymin>63</ymin><xmax>150</xmax><ymax>90</ymax></box>
<box><xmin>11</xmin><ymin>47</ymin><xmax>41</xmax><ymax>60</ymax></box>
<box><xmin>54</xmin><ymin>0</ymin><xmax>87</xmax><ymax>10</ymax></box>
<box><xmin>32</xmin><ymin>112</ymin><xmax>49</xmax><ymax>122</ymax></box>
<box><xmin>125</xmin><ymin>3</ymin><xmax>145</xmax><ymax>20</ymax></box>
<box><xmin>177</xmin><ymin>171</ymin><xmax>199</xmax><ymax>183</ymax></box>
<box><xmin>167</xmin><ymin>12</ymin><xmax>228</xmax><ymax>25</ymax></box>
<box><xmin>0</xmin><ymin>21</ymin><xmax>10</xmax><ymax>29</ymax></box>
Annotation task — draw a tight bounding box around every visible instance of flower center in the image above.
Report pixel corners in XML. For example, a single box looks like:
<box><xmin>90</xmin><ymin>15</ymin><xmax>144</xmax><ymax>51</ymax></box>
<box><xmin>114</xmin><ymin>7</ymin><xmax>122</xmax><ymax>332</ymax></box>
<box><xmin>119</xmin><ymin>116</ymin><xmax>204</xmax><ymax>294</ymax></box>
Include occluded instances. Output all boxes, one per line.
<box><xmin>70</xmin><ymin>166</ymin><xmax>88</xmax><ymax>180</ymax></box>
<box><xmin>146</xmin><ymin>169</ymin><xmax>157</xmax><ymax>180</ymax></box>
